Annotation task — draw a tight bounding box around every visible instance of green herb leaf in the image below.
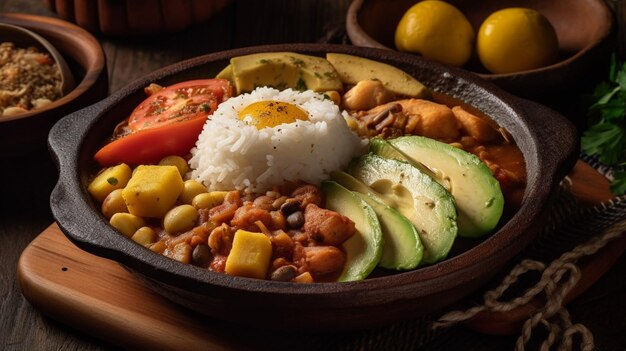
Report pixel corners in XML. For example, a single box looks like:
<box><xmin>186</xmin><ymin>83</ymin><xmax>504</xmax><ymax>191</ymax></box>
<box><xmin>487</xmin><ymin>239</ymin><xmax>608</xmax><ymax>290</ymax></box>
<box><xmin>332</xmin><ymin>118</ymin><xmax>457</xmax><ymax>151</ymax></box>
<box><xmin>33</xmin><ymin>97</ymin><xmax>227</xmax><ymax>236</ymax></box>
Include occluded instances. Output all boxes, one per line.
<box><xmin>581</xmin><ymin>122</ymin><xmax>625</xmax><ymax>165</ymax></box>
<box><xmin>107</xmin><ymin>177</ymin><xmax>119</xmax><ymax>186</ymax></box>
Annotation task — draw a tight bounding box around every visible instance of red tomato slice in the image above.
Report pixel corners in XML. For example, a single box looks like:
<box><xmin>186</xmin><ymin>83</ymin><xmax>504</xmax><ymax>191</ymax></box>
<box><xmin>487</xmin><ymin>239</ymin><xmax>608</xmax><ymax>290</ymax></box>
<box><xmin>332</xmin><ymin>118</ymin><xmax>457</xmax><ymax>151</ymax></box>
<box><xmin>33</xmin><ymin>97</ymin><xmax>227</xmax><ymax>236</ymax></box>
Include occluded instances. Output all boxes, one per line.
<box><xmin>128</xmin><ymin>79</ymin><xmax>232</xmax><ymax>132</ymax></box>
<box><xmin>94</xmin><ymin>79</ymin><xmax>233</xmax><ymax>166</ymax></box>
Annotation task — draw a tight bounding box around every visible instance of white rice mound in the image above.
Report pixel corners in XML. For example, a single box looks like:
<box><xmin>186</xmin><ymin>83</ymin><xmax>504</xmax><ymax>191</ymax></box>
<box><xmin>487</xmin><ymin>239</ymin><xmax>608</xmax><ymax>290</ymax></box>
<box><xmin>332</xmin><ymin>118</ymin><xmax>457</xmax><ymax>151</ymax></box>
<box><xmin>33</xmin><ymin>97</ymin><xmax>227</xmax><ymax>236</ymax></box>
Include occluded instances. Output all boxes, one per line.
<box><xmin>188</xmin><ymin>87</ymin><xmax>365</xmax><ymax>192</ymax></box>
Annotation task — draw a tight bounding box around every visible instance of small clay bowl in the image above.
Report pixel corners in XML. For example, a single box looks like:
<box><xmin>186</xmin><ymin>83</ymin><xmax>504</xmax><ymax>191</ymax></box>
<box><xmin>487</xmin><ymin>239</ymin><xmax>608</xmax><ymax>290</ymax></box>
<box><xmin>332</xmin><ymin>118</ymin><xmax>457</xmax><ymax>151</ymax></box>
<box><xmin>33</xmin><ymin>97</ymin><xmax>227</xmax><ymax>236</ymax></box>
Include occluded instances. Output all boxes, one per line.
<box><xmin>0</xmin><ymin>13</ymin><xmax>108</xmax><ymax>159</ymax></box>
<box><xmin>346</xmin><ymin>0</ymin><xmax>613</xmax><ymax>98</ymax></box>
<box><xmin>48</xmin><ymin>43</ymin><xmax>579</xmax><ymax>331</ymax></box>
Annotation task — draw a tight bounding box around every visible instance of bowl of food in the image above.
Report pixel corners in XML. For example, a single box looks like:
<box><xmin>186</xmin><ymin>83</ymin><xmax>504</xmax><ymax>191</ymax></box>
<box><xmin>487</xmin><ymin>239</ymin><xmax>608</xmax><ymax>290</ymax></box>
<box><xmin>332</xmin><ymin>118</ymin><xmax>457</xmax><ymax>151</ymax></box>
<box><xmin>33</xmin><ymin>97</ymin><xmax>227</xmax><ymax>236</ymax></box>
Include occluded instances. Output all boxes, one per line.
<box><xmin>0</xmin><ymin>13</ymin><xmax>108</xmax><ymax>158</ymax></box>
<box><xmin>346</xmin><ymin>0</ymin><xmax>613</xmax><ymax>98</ymax></box>
<box><xmin>49</xmin><ymin>43</ymin><xmax>578</xmax><ymax>331</ymax></box>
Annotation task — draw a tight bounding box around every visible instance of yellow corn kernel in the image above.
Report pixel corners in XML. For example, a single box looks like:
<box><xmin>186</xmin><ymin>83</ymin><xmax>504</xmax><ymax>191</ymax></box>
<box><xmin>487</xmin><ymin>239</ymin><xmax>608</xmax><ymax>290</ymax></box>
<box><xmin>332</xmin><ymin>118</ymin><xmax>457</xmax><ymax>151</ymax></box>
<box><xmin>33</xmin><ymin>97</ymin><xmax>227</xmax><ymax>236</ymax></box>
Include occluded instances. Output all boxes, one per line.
<box><xmin>122</xmin><ymin>165</ymin><xmax>183</xmax><ymax>218</ymax></box>
<box><xmin>110</xmin><ymin>213</ymin><xmax>145</xmax><ymax>237</ymax></box>
<box><xmin>192</xmin><ymin>191</ymin><xmax>228</xmax><ymax>209</ymax></box>
<box><xmin>131</xmin><ymin>226</ymin><xmax>157</xmax><ymax>246</ymax></box>
<box><xmin>88</xmin><ymin>163</ymin><xmax>132</xmax><ymax>202</ymax></box>
<box><xmin>225</xmin><ymin>230</ymin><xmax>272</xmax><ymax>279</ymax></box>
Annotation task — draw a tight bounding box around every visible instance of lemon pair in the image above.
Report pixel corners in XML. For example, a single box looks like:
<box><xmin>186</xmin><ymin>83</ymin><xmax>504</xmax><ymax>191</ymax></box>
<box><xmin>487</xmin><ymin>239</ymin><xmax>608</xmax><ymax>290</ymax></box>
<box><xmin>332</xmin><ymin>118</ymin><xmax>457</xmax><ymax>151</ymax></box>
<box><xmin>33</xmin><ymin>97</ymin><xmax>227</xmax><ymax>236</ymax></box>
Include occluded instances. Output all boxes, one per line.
<box><xmin>394</xmin><ymin>1</ymin><xmax>558</xmax><ymax>74</ymax></box>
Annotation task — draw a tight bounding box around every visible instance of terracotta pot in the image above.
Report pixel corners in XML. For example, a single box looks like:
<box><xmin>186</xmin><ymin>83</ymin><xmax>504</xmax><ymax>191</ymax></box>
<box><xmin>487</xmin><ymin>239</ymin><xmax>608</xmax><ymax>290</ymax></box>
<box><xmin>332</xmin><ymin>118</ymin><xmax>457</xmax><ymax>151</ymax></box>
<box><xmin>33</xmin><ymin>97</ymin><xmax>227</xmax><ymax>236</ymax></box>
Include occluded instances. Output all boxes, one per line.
<box><xmin>43</xmin><ymin>0</ymin><xmax>233</xmax><ymax>36</ymax></box>
<box><xmin>49</xmin><ymin>43</ymin><xmax>579</xmax><ymax>331</ymax></box>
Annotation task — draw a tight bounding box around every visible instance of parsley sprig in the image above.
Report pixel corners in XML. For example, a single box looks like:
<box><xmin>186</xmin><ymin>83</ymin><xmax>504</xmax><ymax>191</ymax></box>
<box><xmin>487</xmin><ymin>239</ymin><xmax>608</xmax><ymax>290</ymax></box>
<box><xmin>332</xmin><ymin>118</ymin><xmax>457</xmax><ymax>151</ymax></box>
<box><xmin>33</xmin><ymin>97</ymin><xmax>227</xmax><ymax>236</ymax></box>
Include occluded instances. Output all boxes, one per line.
<box><xmin>581</xmin><ymin>54</ymin><xmax>626</xmax><ymax>195</ymax></box>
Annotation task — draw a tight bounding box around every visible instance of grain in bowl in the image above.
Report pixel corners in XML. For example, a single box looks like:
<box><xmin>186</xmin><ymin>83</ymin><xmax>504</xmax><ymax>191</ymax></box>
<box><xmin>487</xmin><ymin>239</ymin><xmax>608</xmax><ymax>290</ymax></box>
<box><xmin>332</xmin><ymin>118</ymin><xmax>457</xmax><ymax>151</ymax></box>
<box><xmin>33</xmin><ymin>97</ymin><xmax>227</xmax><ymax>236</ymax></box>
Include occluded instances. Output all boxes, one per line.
<box><xmin>0</xmin><ymin>42</ymin><xmax>62</xmax><ymax>117</ymax></box>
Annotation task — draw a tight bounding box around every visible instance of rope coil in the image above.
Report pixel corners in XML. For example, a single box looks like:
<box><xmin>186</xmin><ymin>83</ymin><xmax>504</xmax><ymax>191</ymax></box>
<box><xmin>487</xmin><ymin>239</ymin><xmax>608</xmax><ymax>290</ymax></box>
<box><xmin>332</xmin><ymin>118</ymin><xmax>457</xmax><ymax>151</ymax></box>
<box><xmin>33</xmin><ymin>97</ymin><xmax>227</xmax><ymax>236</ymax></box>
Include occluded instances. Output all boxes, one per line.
<box><xmin>433</xmin><ymin>219</ymin><xmax>626</xmax><ymax>351</ymax></box>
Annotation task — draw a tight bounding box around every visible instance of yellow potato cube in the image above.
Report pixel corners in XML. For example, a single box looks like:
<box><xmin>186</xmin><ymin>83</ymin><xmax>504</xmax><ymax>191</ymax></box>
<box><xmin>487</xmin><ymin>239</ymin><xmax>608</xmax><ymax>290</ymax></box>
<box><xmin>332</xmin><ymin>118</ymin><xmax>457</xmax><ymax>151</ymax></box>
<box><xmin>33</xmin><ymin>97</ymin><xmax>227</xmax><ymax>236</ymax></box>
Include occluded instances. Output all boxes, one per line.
<box><xmin>88</xmin><ymin>163</ymin><xmax>132</xmax><ymax>202</ymax></box>
<box><xmin>225</xmin><ymin>230</ymin><xmax>272</xmax><ymax>279</ymax></box>
<box><xmin>122</xmin><ymin>165</ymin><xmax>184</xmax><ymax>218</ymax></box>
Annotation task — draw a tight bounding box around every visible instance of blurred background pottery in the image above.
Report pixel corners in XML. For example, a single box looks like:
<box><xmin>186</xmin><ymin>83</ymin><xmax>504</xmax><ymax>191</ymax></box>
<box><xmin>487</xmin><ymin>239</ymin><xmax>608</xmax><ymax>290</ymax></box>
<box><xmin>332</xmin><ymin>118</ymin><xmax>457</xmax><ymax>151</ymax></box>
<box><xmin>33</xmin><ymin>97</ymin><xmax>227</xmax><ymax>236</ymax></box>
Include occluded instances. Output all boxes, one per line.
<box><xmin>0</xmin><ymin>13</ymin><xmax>108</xmax><ymax>213</ymax></box>
<box><xmin>346</xmin><ymin>0</ymin><xmax>613</xmax><ymax>99</ymax></box>
<box><xmin>43</xmin><ymin>0</ymin><xmax>233</xmax><ymax>36</ymax></box>
<box><xmin>48</xmin><ymin>43</ymin><xmax>578</xmax><ymax>331</ymax></box>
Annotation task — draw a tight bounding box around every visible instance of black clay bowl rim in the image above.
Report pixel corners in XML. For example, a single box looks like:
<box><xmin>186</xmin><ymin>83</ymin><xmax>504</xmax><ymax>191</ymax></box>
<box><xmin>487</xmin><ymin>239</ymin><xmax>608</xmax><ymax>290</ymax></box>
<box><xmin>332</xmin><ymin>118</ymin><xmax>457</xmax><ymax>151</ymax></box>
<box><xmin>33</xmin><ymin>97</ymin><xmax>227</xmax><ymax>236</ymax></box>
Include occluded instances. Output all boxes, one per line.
<box><xmin>0</xmin><ymin>13</ymin><xmax>106</xmax><ymax>123</ymax></box>
<box><xmin>346</xmin><ymin>0</ymin><xmax>613</xmax><ymax>79</ymax></box>
<box><xmin>49</xmin><ymin>43</ymin><xmax>578</xmax><ymax>302</ymax></box>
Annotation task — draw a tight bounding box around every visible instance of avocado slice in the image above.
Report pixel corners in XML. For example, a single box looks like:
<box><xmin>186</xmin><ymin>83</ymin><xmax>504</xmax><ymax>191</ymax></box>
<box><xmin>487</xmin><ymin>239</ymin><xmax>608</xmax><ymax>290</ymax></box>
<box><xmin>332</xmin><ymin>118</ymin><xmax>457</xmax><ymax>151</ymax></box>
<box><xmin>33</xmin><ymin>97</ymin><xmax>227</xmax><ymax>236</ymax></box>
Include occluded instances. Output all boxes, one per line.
<box><xmin>326</xmin><ymin>53</ymin><xmax>430</xmax><ymax>98</ymax></box>
<box><xmin>348</xmin><ymin>154</ymin><xmax>457</xmax><ymax>264</ymax></box>
<box><xmin>224</xmin><ymin>52</ymin><xmax>343</xmax><ymax>94</ymax></box>
<box><xmin>322</xmin><ymin>181</ymin><xmax>383</xmax><ymax>282</ymax></box>
<box><xmin>331</xmin><ymin>171</ymin><xmax>423</xmax><ymax>270</ymax></box>
<box><xmin>371</xmin><ymin>136</ymin><xmax>504</xmax><ymax>238</ymax></box>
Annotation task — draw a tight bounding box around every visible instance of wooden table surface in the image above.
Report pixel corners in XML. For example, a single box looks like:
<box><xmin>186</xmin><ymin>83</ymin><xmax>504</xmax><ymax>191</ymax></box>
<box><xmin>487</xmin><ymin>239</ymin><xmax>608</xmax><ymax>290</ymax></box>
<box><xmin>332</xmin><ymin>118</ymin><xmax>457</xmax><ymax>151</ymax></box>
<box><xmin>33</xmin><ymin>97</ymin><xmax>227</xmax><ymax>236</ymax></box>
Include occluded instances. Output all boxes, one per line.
<box><xmin>1</xmin><ymin>1</ymin><xmax>625</xmax><ymax>350</ymax></box>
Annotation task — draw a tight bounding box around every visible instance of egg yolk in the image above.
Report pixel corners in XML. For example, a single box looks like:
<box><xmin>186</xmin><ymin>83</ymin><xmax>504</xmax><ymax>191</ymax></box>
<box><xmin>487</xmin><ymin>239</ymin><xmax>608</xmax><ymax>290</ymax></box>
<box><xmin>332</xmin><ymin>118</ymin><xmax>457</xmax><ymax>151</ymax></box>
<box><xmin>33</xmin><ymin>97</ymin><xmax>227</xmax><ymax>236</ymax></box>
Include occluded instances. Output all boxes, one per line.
<box><xmin>239</xmin><ymin>101</ymin><xmax>309</xmax><ymax>129</ymax></box>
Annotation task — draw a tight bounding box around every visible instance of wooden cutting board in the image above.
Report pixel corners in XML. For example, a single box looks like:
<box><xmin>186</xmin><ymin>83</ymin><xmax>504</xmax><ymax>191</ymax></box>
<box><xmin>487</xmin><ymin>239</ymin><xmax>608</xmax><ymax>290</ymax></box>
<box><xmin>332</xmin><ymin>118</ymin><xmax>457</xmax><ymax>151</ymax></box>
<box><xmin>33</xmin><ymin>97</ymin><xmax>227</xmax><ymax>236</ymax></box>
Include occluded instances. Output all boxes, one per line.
<box><xmin>16</xmin><ymin>161</ymin><xmax>624</xmax><ymax>349</ymax></box>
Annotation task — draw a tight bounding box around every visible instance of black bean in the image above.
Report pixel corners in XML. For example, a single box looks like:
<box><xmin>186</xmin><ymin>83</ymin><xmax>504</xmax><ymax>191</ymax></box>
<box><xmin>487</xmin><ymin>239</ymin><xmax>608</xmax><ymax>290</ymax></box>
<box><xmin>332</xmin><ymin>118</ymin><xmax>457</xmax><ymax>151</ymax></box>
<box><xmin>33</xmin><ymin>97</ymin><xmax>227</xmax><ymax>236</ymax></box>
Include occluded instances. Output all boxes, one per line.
<box><xmin>280</xmin><ymin>200</ymin><xmax>301</xmax><ymax>215</ymax></box>
<box><xmin>270</xmin><ymin>265</ymin><xmax>298</xmax><ymax>282</ymax></box>
<box><xmin>286</xmin><ymin>211</ymin><xmax>304</xmax><ymax>228</ymax></box>
<box><xmin>192</xmin><ymin>244</ymin><xmax>211</xmax><ymax>266</ymax></box>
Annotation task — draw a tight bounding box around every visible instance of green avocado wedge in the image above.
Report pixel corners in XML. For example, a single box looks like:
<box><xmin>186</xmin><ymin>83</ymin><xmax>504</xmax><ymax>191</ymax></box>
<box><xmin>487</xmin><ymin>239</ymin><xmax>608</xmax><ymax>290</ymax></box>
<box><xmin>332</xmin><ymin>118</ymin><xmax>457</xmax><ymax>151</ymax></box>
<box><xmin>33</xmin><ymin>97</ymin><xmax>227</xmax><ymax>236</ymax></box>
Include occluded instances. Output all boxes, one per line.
<box><xmin>330</xmin><ymin>171</ymin><xmax>423</xmax><ymax>270</ymax></box>
<box><xmin>322</xmin><ymin>181</ymin><xmax>383</xmax><ymax>282</ymax></box>
<box><xmin>370</xmin><ymin>137</ymin><xmax>504</xmax><ymax>238</ymax></box>
<box><xmin>348</xmin><ymin>154</ymin><xmax>457</xmax><ymax>264</ymax></box>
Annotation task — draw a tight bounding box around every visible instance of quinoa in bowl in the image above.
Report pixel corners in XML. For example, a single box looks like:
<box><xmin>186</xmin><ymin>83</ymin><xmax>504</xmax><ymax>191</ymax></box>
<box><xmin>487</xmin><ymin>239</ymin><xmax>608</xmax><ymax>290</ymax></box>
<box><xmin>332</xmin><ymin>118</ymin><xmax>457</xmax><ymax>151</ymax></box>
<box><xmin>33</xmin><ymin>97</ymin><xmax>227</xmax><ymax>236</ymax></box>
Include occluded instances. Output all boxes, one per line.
<box><xmin>0</xmin><ymin>42</ymin><xmax>62</xmax><ymax>117</ymax></box>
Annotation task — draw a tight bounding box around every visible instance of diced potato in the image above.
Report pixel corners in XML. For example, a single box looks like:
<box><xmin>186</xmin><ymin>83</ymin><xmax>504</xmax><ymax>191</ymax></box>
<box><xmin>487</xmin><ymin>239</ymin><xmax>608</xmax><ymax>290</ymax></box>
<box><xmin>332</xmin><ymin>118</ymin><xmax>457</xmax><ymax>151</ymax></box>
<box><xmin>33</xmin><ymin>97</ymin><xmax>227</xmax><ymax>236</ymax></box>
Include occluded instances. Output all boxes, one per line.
<box><xmin>122</xmin><ymin>165</ymin><xmax>184</xmax><ymax>218</ymax></box>
<box><xmin>225</xmin><ymin>230</ymin><xmax>272</xmax><ymax>279</ymax></box>
<box><xmin>170</xmin><ymin>242</ymin><xmax>192</xmax><ymax>264</ymax></box>
<box><xmin>88</xmin><ymin>163</ymin><xmax>132</xmax><ymax>202</ymax></box>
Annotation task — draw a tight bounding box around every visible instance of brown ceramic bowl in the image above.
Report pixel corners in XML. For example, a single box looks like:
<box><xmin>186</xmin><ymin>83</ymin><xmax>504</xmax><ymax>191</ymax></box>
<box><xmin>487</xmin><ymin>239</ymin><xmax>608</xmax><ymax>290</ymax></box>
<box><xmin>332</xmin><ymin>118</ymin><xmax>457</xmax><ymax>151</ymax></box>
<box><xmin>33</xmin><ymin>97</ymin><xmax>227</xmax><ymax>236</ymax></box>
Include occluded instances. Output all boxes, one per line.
<box><xmin>44</xmin><ymin>0</ymin><xmax>233</xmax><ymax>36</ymax></box>
<box><xmin>0</xmin><ymin>13</ymin><xmax>108</xmax><ymax>158</ymax></box>
<box><xmin>49</xmin><ymin>43</ymin><xmax>578</xmax><ymax>331</ymax></box>
<box><xmin>346</xmin><ymin>0</ymin><xmax>613</xmax><ymax>97</ymax></box>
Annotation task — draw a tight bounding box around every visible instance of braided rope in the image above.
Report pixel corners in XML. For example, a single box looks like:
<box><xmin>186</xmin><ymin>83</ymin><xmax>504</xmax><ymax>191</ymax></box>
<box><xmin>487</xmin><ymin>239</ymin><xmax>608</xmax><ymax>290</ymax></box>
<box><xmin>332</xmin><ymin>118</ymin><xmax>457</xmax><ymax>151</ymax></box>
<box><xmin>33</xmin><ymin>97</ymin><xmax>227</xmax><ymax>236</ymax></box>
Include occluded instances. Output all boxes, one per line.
<box><xmin>433</xmin><ymin>219</ymin><xmax>626</xmax><ymax>350</ymax></box>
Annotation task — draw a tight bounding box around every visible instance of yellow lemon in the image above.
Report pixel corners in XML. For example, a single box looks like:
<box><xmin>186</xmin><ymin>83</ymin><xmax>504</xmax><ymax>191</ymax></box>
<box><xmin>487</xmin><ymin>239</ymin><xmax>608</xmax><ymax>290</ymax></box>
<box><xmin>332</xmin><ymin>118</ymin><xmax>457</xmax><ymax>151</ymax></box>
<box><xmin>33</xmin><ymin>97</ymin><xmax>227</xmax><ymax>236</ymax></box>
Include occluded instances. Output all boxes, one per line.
<box><xmin>395</xmin><ymin>0</ymin><xmax>474</xmax><ymax>67</ymax></box>
<box><xmin>477</xmin><ymin>8</ymin><xmax>559</xmax><ymax>74</ymax></box>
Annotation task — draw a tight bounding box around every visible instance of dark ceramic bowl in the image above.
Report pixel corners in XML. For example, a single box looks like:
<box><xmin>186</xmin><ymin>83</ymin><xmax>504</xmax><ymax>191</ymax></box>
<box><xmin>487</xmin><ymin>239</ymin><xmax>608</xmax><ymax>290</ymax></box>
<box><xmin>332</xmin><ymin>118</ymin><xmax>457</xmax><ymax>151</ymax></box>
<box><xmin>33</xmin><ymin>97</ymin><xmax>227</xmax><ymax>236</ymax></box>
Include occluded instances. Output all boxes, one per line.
<box><xmin>346</xmin><ymin>0</ymin><xmax>613</xmax><ymax>98</ymax></box>
<box><xmin>49</xmin><ymin>43</ymin><xmax>578</xmax><ymax>331</ymax></box>
<box><xmin>0</xmin><ymin>13</ymin><xmax>108</xmax><ymax>158</ymax></box>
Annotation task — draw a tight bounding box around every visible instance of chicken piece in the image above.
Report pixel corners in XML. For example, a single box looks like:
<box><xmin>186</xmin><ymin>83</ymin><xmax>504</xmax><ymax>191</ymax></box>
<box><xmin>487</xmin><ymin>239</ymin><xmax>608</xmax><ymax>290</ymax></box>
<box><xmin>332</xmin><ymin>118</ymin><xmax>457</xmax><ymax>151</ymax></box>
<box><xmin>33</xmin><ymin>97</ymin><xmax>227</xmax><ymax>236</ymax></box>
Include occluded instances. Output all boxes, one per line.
<box><xmin>294</xmin><ymin>245</ymin><xmax>346</xmax><ymax>276</ymax></box>
<box><xmin>303</xmin><ymin>203</ymin><xmax>356</xmax><ymax>246</ymax></box>
<box><xmin>398</xmin><ymin>99</ymin><xmax>461</xmax><ymax>140</ymax></box>
<box><xmin>291</xmin><ymin>184</ymin><xmax>323</xmax><ymax>208</ymax></box>
<box><xmin>342</xmin><ymin>80</ymin><xmax>396</xmax><ymax>111</ymax></box>
<box><xmin>452</xmin><ymin>106</ymin><xmax>501</xmax><ymax>143</ymax></box>
<box><xmin>230</xmin><ymin>203</ymin><xmax>273</xmax><ymax>232</ymax></box>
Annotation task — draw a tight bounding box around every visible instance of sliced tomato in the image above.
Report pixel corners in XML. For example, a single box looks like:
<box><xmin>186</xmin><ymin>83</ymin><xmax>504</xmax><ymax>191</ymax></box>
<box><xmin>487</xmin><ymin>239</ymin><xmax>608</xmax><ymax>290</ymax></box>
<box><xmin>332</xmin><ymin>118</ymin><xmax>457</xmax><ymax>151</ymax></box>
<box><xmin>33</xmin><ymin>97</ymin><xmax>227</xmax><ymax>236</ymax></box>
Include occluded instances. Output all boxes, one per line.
<box><xmin>128</xmin><ymin>79</ymin><xmax>232</xmax><ymax>132</ymax></box>
<box><xmin>94</xmin><ymin>79</ymin><xmax>233</xmax><ymax>166</ymax></box>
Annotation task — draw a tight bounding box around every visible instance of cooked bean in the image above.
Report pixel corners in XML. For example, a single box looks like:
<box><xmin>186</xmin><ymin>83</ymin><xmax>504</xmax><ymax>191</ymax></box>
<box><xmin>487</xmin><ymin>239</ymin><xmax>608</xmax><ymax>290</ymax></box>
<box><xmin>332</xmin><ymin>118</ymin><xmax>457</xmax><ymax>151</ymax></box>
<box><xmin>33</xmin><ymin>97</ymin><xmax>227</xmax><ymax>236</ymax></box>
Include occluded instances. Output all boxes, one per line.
<box><xmin>101</xmin><ymin>188</ymin><xmax>128</xmax><ymax>219</ymax></box>
<box><xmin>163</xmin><ymin>204</ymin><xmax>198</xmax><ymax>234</ymax></box>
<box><xmin>270</xmin><ymin>265</ymin><xmax>298</xmax><ymax>281</ymax></box>
<box><xmin>169</xmin><ymin>242</ymin><xmax>192</xmax><ymax>263</ymax></box>
<box><xmin>286</xmin><ymin>211</ymin><xmax>304</xmax><ymax>228</ymax></box>
<box><xmin>110</xmin><ymin>213</ymin><xmax>145</xmax><ymax>237</ymax></box>
<box><xmin>131</xmin><ymin>226</ymin><xmax>156</xmax><ymax>246</ymax></box>
<box><xmin>280</xmin><ymin>200</ymin><xmax>301</xmax><ymax>215</ymax></box>
<box><xmin>158</xmin><ymin>155</ymin><xmax>188</xmax><ymax>177</ymax></box>
<box><xmin>192</xmin><ymin>191</ymin><xmax>228</xmax><ymax>210</ymax></box>
<box><xmin>192</xmin><ymin>244</ymin><xmax>212</xmax><ymax>266</ymax></box>
<box><xmin>179</xmin><ymin>180</ymin><xmax>208</xmax><ymax>204</ymax></box>
<box><xmin>270</xmin><ymin>210</ymin><xmax>286</xmax><ymax>230</ymax></box>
